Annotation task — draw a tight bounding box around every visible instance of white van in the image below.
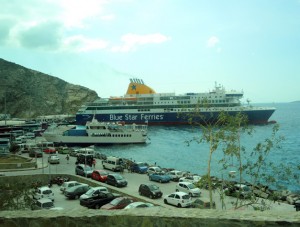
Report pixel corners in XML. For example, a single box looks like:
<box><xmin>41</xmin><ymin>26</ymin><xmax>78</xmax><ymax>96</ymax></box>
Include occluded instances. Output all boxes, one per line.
<box><xmin>102</xmin><ymin>156</ymin><xmax>124</xmax><ymax>172</ymax></box>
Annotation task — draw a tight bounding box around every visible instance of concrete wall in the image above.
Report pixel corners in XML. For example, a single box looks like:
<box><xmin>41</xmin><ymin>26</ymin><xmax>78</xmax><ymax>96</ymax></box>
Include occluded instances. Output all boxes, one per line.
<box><xmin>0</xmin><ymin>174</ymin><xmax>299</xmax><ymax>227</ymax></box>
<box><xmin>0</xmin><ymin>207</ymin><xmax>299</xmax><ymax>227</ymax></box>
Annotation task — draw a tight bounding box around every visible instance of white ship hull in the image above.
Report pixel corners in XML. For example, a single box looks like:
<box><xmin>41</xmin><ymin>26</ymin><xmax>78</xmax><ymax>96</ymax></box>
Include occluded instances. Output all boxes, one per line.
<box><xmin>43</xmin><ymin>133</ymin><xmax>147</xmax><ymax>146</ymax></box>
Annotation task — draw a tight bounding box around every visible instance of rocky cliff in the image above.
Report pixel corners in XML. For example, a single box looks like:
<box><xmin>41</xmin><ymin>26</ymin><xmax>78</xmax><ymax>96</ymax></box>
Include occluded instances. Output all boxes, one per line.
<box><xmin>0</xmin><ymin>58</ymin><xmax>99</xmax><ymax>119</ymax></box>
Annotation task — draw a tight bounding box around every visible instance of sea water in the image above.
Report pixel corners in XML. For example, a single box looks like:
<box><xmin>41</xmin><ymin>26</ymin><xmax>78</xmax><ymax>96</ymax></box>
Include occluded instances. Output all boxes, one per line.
<box><xmin>95</xmin><ymin>102</ymin><xmax>300</xmax><ymax>192</ymax></box>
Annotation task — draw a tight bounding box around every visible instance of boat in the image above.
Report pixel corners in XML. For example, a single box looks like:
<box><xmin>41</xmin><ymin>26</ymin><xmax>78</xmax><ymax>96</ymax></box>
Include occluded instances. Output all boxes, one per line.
<box><xmin>75</xmin><ymin>79</ymin><xmax>276</xmax><ymax>125</ymax></box>
<box><xmin>42</xmin><ymin>116</ymin><xmax>148</xmax><ymax>146</ymax></box>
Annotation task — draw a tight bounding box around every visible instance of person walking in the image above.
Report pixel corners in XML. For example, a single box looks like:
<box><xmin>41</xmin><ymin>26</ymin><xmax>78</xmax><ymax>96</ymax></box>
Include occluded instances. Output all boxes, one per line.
<box><xmin>92</xmin><ymin>158</ymin><xmax>96</xmax><ymax>168</ymax></box>
<box><xmin>66</xmin><ymin>154</ymin><xmax>69</xmax><ymax>164</ymax></box>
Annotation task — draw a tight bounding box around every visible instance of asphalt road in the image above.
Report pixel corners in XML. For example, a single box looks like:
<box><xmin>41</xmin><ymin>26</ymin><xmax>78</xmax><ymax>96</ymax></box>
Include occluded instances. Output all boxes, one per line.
<box><xmin>3</xmin><ymin>152</ymin><xmax>297</xmax><ymax>212</ymax></box>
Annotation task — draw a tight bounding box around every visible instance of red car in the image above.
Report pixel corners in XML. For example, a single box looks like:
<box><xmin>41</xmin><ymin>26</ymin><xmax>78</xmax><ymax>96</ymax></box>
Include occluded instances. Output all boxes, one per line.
<box><xmin>43</xmin><ymin>147</ymin><xmax>56</xmax><ymax>154</ymax></box>
<box><xmin>101</xmin><ymin>197</ymin><xmax>134</xmax><ymax>210</ymax></box>
<box><xmin>91</xmin><ymin>170</ymin><xmax>109</xmax><ymax>182</ymax></box>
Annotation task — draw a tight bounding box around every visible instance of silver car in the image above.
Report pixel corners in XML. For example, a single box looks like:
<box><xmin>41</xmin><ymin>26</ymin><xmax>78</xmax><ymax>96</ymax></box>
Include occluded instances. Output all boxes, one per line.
<box><xmin>48</xmin><ymin>154</ymin><xmax>60</xmax><ymax>164</ymax></box>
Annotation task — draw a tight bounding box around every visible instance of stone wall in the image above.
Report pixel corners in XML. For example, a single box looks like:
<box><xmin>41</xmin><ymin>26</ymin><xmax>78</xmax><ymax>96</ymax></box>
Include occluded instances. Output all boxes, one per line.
<box><xmin>0</xmin><ymin>207</ymin><xmax>299</xmax><ymax>227</ymax></box>
<box><xmin>0</xmin><ymin>174</ymin><xmax>299</xmax><ymax>227</ymax></box>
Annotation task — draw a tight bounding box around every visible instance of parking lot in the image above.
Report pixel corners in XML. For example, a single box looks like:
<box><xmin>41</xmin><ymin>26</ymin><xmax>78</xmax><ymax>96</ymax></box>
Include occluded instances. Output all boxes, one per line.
<box><xmin>7</xmin><ymin>152</ymin><xmax>297</xmax><ymax>212</ymax></box>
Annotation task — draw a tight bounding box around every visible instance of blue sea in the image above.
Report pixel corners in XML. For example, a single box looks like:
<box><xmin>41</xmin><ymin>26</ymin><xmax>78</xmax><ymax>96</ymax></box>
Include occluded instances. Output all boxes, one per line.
<box><xmin>95</xmin><ymin>102</ymin><xmax>300</xmax><ymax>192</ymax></box>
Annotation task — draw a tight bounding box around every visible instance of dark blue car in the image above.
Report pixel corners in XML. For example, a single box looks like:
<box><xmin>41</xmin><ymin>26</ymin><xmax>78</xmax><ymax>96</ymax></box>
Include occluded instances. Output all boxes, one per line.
<box><xmin>130</xmin><ymin>162</ymin><xmax>148</xmax><ymax>174</ymax></box>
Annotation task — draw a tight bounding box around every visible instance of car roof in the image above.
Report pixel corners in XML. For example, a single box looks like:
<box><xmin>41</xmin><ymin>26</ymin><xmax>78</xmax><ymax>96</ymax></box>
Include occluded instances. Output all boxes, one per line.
<box><xmin>63</xmin><ymin>181</ymin><xmax>78</xmax><ymax>184</ymax></box>
<box><xmin>174</xmin><ymin>191</ymin><xmax>189</xmax><ymax>196</ymax></box>
<box><xmin>37</xmin><ymin>198</ymin><xmax>53</xmax><ymax>203</ymax></box>
<box><xmin>178</xmin><ymin>181</ymin><xmax>192</xmax><ymax>185</ymax></box>
<box><xmin>38</xmin><ymin>186</ymin><xmax>51</xmax><ymax>190</ymax></box>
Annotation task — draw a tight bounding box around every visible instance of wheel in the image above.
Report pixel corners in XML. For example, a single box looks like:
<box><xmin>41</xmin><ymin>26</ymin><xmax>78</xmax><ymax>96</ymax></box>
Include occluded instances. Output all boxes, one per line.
<box><xmin>176</xmin><ymin>189</ymin><xmax>179</xmax><ymax>192</ymax></box>
<box><xmin>149</xmin><ymin>194</ymin><xmax>153</xmax><ymax>199</ymax></box>
<box><xmin>95</xmin><ymin>204</ymin><xmax>100</xmax><ymax>209</ymax></box>
<box><xmin>75</xmin><ymin>195</ymin><xmax>79</xmax><ymax>199</ymax></box>
<box><xmin>103</xmin><ymin>165</ymin><xmax>106</xmax><ymax>169</ymax></box>
<box><xmin>177</xmin><ymin>203</ymin><xmax>182</xmax><ymax>208</ymax></box>
<box><xmin>164</xmin><ymin>199</ymin><xmax>168</xmax><ymax>204</ymax></box>
<box><xmin>115</xmin><ymin>182</ymin><xmax>118</xmax><ymax>187</ymax></box>
<box><xmin>159</xmin><ymin>179</ymin><xmax>162</xmax><ymax>183</ymax></box>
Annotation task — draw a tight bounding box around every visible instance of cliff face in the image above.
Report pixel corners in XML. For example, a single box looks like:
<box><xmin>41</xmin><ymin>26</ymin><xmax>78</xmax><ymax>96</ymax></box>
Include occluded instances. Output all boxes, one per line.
<box><xmin>0</xmin><ymin>58</ymin><xmax>99</xmax><ymax>119</ymax></box>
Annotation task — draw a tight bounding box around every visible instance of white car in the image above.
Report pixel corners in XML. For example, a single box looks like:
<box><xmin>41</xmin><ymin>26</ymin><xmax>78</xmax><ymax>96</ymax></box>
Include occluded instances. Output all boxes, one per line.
<box><xmin>124</xmin><ymin>202</ymin><xmax>154</xmax><ymax>209</ymax></box>
<box><xmin>33</xmin><ymin>186</ymin><xmax>54</xmax><ymax>201</ymax></box>
<box><xmin>179</xmin><ymin>175</ymin><xmax>201</xmax><ymax>184</ymax></box>
<box><xmin>164</xmin><ymin>192</ymin><xmax>192</xmax><ymax>208</ymax></box>
<box><xmin>167</xmin><ymin>170</ymin><xmax>185</xmax><ymax>181</ymax></box>
<box><xmin>147</xmin><ymin>166</ymin><xmax>163</xmax><ymax>175</ymax></box>
<box><xmin>60</xmin><ymin>181</ymin><xmax>82</xmax><ymax>193</ymax></box>
<box><xmin>79</xmin><ymin>186</ymin><xmax>109</xmax><ymax>200</ymax></box>
<box><xmin>31</xmin><ymin>198</ymin><xmax>54</xmax><ymax>210</ymax></box>
<box><xmin>175</xmin><ymin>182</ymin><xmax>201</xmax><ymax>197</ymax></box>
<box><xmin>48</xmin><ymin>154</ymin><xmax>60</xmax><ymax>164</ymax></box>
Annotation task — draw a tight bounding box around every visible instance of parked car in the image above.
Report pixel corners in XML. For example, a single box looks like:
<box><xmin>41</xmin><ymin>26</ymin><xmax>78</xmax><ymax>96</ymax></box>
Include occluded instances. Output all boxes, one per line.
<box><xmin>76</xmin><ymin>153</ymin><xmax>94</xmax><ymax>166</ymax></box>
<box><xmin>64</xmin><ymin>184</ymin><xmax>90</xmax><ymax>199</ymax></box>
<box><xmin>79</xmin><ymin>186</ymin><xmax>109</xmax><ymax>200</ymax></box>
<box><xmin>149</xmin><ymin>172</ymin><xmax>171</xmax><ymax>183</ymax></box>
<box><xmin>91</xmin><ymin>170</ymin><xmax>109</xmax><ymax>182</ymax></box>
<box><xmin>75</xmin><ymin>164</ymin><xmax>93</xmax><ymax>177</ymax></box>
<box><xmin>190</xmin><ymin>198</ymin><xmax>216</xmax><ymax>209</ymax></box>
<box><xmin>48</xmin><ymin>154</ymin><xmax>60</xmax><ymax>164</ymax></box>
<box><xmin>130</xmin><ymin>162</ymin><xmax>148</xmax><ymax>173</ymax></box>
<box><xmin>224</xmin><ymin>183</ymin><xmax>252</xmax><ymax>199</ymax></box>
<box><xmin>43</xmin><ymin>147</ymin><xmax>56</xmax><ymax>154</ymax></box>
<box><xmin>167</xmin><ymin>170</ymin><xmax>185</xmax><ymax>182</ymax></box>
<box><xmin>101</xmin><ymin>197</ymin><xmax>135</xmax><ymax>210</ymax></box>
<box><xmin>164</xmin><ymin>192</ymin><xmax>192</xmax><ymax>208</ymax></box>
<box><xmin>124</xmin><ymin>202</ymin><xmax>154</xmax><ymax>209</ymax></box>
<box><xmin>57</xmin><ymin>146</ymin><xmax>71</xmax><ymax>154</ymax></box>
<box><xmin>175</xmin><ymin>182</ymin><xmax>201</xmax><ymax>197</ymax></box>
<box><xmin>106</xmin><ymin>173</ymin><xmax>128</xmax><ymax>187</ymax></box>
<box><xmin>33</xmin><ymin>186</ymin><xmax>54</xmax><ymax>201</ymax></box>
<box><xmin>31</xmin><ymin>198</ymin><xmax>54</xmax><ymax>210</ymax></box>
<box><xmin>80</xmin><ymin>191</ymin><xmax>121</xmax><ymax>209</ymax></box>
<box><xmin>29</xmin><ymin>147</ymin><xmax>43</xmax><ymax>158</ymax></box>
<box><xmin>147</xmin><ymin>166</ymin><xmax>163</xmax><ymax>175</ymax></box>
<box><xmin>60</xmin><ymin>181</ymin><xmax>82</xmax><ymax>193</ymax></box>
<box><xmin>138</xmin><ymin>183</ymin><xmax>163</xmax><ymax>199</ymax></box>
<box><xmin>179</xmin><ymin>175</ymin><xmax>201</xmax><ymax>184</ymax></box>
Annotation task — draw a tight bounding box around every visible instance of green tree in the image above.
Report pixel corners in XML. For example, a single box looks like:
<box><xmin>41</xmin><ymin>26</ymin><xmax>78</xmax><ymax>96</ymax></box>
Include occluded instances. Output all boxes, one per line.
<box><xmin>0</xmin><ymin>182</ymin><xmax>34</xmax><ymax>211</ymax></box>
<box><xmin>185</xmin><ymin>105</ymin><xmax>298</xmax><ymax>210</ymax></box>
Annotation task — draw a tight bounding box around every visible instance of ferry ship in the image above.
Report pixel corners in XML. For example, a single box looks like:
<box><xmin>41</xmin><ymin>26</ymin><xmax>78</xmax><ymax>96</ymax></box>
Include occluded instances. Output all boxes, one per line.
<box><xmin>43</xmin><ymin>116</ymin><xmax>148</xmax><ymax>146</ymax></box>
<box><xmin>76</xmin><ymin>79</ymin><xmax>276</xmax><ymax>125</ymax></box>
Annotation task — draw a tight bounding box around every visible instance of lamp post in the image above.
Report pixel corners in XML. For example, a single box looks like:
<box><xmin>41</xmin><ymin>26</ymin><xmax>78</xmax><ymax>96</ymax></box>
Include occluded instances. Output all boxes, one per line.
<box><xmin>4</xmin><ymin>90</ymin><xmax>7</xmax><ymax>126</ymax></box>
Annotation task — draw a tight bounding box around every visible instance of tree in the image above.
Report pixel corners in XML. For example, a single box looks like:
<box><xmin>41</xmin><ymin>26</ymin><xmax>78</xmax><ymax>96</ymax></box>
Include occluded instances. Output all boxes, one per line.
<box><xmin>0</xmin><ymin>182</ymin><xmax>34</xmax><ymax>211</ymax></box>
<box><xmin>185</xmin><ymin>104</ymin><xmax>298</xmax><ymax>210</ymax></box>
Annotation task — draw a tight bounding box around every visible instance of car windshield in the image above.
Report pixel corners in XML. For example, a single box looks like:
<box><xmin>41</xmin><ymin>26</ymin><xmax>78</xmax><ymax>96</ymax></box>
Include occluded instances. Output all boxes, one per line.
<box><xmin>85</xmin><ymin>188</ymin><xmax>95</xmax><ymax>195</ymax></box>
<box><xmin>115</xmin><ymin>175</ymin><xmax>123</xmax><ymax>180</ymax></box>
<box><xmin>84</xmin><ymin>166</ymin><xmax>92</xmax><ymax>171</ymax></box>
<box><xmin>42</xmin><ymin>201</ymin><xmax>54</xmax><ymax>208</ymax></box>
<box><xmin>110</xmin><ymin>198</ymin><xmax>121</xmax><ymax>206</ymax></box>
<box><xmin>182</xmin><ymin>194</ymin><xmax>190</xmax><ymax>200</ymax></box>
<box><xmin>149</xmin><ymin>185</ymin><xmax>159</xmax><ymax>190</ymax></box>
<box><xmin>242</xmin><ymin>186</ymin><xmax>250</xmax><ymax>192</ymax></box>
<box><xmin>43</xmin><ymin>190</ymin><xmax>52</xmax><ymax>194</ymax></box>
<box><xmin>100</xmin><ymin>171</ymin><xmax>108</xmax><ymax>176</ymax></box>
<box><xmin>187</xmin><ymin>184</ymin><xmax>196</xmax><ymax>189</ymax></box>
<box><xmin>137</xmin><ymin>163</ymin><xmax>146</xmax><ymax>167</ymax></box>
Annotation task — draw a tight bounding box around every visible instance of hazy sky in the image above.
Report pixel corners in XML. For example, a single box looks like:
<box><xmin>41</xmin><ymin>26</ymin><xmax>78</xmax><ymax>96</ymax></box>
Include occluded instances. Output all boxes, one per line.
<box><xmin>1</xmin><ymin>0</ymin><xmax>299</xmax><ymax>103</ymax></box>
